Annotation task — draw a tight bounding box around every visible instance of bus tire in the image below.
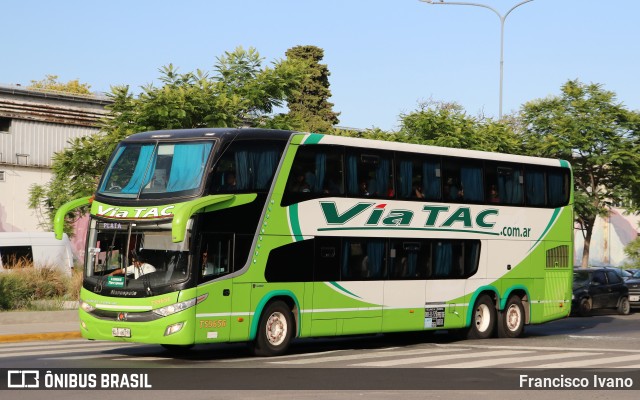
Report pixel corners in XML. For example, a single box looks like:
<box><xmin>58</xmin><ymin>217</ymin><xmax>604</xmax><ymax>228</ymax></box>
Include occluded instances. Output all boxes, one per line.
<box><xmin>467</xmin><ymin>294</ymin><xmax>496</xmax><ymax>340</ymax></box>
<box><xmin>497</xmin><ymin>295</ymin><xmax>525</xmax><ymax>338</ymax></box>
<box><xmin>253</xmin><ymin>300</ymin><xmax>294</xmax><ymax>357</ymax></box>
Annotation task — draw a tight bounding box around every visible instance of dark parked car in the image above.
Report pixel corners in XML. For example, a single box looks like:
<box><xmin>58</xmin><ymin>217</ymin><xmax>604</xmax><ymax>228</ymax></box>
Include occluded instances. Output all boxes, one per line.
<box><xmin>626</xmin><ymin>268</ymin><xmax>639</xmax><ymax>277</ymax></box>
<box><xmin>625</xmin><ymin>270</ymin><xmax>640</xmax><ymax>309</ymax></box>
<box><xmin>614</xmin><ymin>268</ymin><xmax>634</xmax><ymax>281</ymax></box>
<box><xmin>572</xmin><ymin>267</ymin><xmax>630</xmax><ymax>316</ymax></box>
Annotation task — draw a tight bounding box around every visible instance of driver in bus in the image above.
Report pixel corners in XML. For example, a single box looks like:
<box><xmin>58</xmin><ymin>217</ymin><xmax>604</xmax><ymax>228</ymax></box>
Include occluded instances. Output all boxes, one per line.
<box><xmin>201</xmin><ymin>249</ymin><xmax>226</xmax><ymax>276</ymax></box>
<box><xmin>108</xmin><ymin>253</ymin><xmax>156</xmax><ymax>279</ymax></box>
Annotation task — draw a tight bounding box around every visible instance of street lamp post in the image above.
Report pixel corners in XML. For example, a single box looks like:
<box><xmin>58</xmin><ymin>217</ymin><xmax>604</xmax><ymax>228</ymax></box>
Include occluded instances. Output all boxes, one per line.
<box><xmin>420</xmin><ymin>0</ymin><xmax>534</xmax><ymax>119</ymax></box>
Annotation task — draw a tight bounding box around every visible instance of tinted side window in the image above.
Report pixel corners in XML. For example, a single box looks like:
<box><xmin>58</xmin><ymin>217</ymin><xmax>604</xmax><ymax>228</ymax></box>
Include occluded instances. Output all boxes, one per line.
<box><xmin>606</xmin><ymin>271</ymin><xmax>622</xmax><ymax>285</ymax></box>
<box><xmin>315</xmin><ymin>236</ymin><xmax>341</xmax><ymax>282</ymax></box>
<box><xmin>442</xmin><ymin>158</ymin><xmax>484</xmax><ymax>203</ymax></box>
<box><xmin>282</xmin><ymin>145</ymin><xmax>344</xmax><ymax>206</ymax></box>
<box><xmin>341</xmin><ymin>238</ymin><xmax>387</xmax><ymax>280</ymax></box>
<box><xmin>396</xmin><ymin>156</ymin><xmax>441</xmax><ymax>201</ymax></box>
<box><xmin>524</xmin><ymin>166</ymin><xmax>570</xmax><ymax>208</ymax></box>
<box><xmin>548</xmin><ymin>168</ymin><xmax>570</xmax><ymax>207</ymax></box>
<box><xmin>431</xmin><ymin>240</ymin><xmax>480</xmax><ymax>279</ymax></box>
<box><xmin>345</xmin><ymin>150</ymin><xmax>394</xmax><ymax>199</ymax></box>
<box><xmin>592</xmin><ymin>271</ymin><xmax>607</xmax><ymax>285</ymax></box>
<box><xmin>524</xmin><ymin>167</ymin><xmax>546</xmax><ymax>206</ymax></box>
<box><xmin>265</xmin><ymin>239</ymin><xmax>314</xmax><ymax>282</ymax></box>
<box><xmin>485</xmin><ymin>163</ymin><xmax>524</xmax><ymax>205</ymax></box>
<box><xmin>198</xmin><ymin>233</ymin><xmax>234</xmax><ymax>283</ymax></box>
<box><xmin>212</xmin><ymin>140</ymin><xmax>285</xmax><ymax>194</ymax></box>
<box><xmin>388</xmin><ymin>240</ymin><xmax>431</xmax><ymax>279</ymax></box>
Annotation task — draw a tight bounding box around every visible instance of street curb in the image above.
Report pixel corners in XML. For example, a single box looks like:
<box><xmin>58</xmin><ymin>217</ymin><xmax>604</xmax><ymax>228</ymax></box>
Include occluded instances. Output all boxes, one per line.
<box><xmin>0</xmin><ymin>331</ymin><xmax>82</xmax><ymax>343</ymax></box>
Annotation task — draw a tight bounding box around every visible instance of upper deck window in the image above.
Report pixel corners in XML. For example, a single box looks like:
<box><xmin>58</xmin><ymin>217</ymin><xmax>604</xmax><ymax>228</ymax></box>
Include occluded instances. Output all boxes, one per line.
<box><xmin>99</xmin><ymin>141</ymin><xmax>213</xmax><ymax>199</ymax></box>
<box><xmin>211</xmin><ymin>140</ymin><xmax>285</xmax><ymax>194</ymax></box>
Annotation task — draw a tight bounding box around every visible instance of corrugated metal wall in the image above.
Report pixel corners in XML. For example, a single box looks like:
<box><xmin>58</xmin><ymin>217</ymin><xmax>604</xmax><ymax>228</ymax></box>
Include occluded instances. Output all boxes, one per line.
<box><xmin>0</xmin><ymin>119</ymin><xmax>99</xmax><ymax>167</ymax></box>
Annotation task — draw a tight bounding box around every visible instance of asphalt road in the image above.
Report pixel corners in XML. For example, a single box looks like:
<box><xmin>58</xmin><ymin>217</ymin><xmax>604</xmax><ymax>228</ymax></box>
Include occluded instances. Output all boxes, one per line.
<box><xmin>1</xmin><ymin>312</ymin><xmax>639</xmax><ymax>399</ymax></box>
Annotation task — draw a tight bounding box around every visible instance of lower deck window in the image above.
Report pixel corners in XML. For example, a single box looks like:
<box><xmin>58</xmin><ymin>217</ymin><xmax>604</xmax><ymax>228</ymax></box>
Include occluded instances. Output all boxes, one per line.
<box><xmin>264</xmin><ymin>237</ymin><xmax>480</xmax><ymax>282</ymax></box>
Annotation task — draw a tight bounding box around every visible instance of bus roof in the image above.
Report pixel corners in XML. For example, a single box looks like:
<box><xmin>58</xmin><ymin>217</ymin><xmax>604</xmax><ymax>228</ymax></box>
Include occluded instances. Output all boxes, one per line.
<box><xmin>123</xmin><ymin>128</ymin><xmax>295</xmax><ymax>142</ymax></box>
<box><xmin>310</xmin><ymin>134</ymin><xmax>569</xmax><ymax>168</ymax></box>
<box><xmin>123</xmin><ymin>128</ymin><xmax>569</xmax><ymax>169</ymax></box>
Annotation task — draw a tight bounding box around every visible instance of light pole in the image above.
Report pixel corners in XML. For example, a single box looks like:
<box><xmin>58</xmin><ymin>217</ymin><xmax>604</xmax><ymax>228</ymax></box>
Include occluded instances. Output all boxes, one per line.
<box><xmin>419</xmin><ymin>0</ymin><xmax>534</xmax><ymax>119</ymax></box>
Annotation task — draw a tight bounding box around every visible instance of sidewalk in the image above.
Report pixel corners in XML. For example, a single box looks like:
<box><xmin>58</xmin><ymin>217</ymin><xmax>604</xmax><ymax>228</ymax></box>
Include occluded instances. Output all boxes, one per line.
<box><xmin>0</xmin><ymin>309</ymin><xmax>81</xmax><ymax>342</ymax></box>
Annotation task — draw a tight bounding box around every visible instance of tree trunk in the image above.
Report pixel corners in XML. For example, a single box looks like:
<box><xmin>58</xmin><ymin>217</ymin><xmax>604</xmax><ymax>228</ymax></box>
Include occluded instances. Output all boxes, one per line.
<box><xmin>581</xmin><ymin>218</ymin><xmax>595</xmax><ymax>268</ymax></box>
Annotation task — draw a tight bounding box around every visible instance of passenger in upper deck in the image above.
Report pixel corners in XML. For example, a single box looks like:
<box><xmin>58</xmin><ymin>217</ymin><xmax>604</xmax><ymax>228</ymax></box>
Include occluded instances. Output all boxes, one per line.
<box><xmin>220</xmin><ymin>172</ymin><xmax>237</xmax><ymax>191</ymax></box>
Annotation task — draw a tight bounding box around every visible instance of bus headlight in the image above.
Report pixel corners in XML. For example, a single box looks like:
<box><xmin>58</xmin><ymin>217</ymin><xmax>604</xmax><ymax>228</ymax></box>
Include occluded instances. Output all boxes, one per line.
<box><xmin>79</xmin><ymin>300</ymin><xmax>96</xmax><ymax>313</ymax></box>
<box><xmin>153</xmin><ymin>294</ymin><xmax>208</xmax><ymax>317</ymax></box>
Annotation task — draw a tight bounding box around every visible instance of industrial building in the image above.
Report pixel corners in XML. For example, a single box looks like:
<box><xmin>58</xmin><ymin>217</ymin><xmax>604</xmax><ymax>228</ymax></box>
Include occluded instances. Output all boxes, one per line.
<box><xmin>0</xmin><ymin>84</ymin><xmax>111</xmax><ymax>235</ymax></box>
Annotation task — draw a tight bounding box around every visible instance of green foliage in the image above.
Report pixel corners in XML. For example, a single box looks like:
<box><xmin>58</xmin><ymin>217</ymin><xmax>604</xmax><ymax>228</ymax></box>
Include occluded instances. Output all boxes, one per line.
<box><xmin>28</xmin><ymin>74</ymin><xmax>92</xmax><ymax>95</ymax></box>
<box><xmin>29</xmin><ymin>47</ymin><xmax>308</xmax><ymax>231</ymax></box>
<box><xmin>520</xmin><ymin>79</ymin><xmax>640</xmax><ymax>267</ymax></box>
<box><xmin>624</xmin><ymin>237</ymin><xmax>640</xmax><ymax>268</ymax></box>
<box><xmin>285</xmin><ymin>45</ymin><xmax>340</xmax><ymax>133</ymax></box>
<box><xmin>396</xmin><ymin>101</ymin><xmax>521</xmax><ymax>153</ymax></box>
<box><xmin>330</xmin><ymin>126</ymin><xmax>401</xmax><ymax>142</ymax></box>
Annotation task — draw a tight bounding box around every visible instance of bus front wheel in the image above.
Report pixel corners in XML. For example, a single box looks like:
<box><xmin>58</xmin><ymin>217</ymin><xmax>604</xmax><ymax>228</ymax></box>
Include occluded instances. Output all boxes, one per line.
<box><xmin>467</xmin><ymin>295</ymin><xmax>496</xmax><ymax>339</ymax></box>
<box><xmin>253</xmin><ymin>301</ymin><xmax>294</xmax><ymax>357</ymax></box>
<box><xmin>497</xmin><ymin>295</ymin><xmax>525</xmax><ymax>338</ymax></box>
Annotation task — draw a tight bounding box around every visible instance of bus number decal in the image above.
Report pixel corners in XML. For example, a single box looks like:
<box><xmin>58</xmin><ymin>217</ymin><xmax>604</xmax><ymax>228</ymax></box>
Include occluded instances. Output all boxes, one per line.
<box><xmin>199</xmin><ymin>320</ymin><xmax>227</xmax><ymax>329</ymax></box>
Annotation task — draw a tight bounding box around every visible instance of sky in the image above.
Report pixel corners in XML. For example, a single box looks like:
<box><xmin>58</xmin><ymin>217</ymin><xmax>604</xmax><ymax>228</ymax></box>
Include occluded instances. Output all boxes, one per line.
<box><xmin>2</xmin><ymin>0</ymin><xmax>639</xmax><ymax>132</ymax></box>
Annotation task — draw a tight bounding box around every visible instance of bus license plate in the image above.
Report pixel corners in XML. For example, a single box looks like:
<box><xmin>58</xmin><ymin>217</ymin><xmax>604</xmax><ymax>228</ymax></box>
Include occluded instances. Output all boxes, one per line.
<box><xmin>112</xmin><ymin>327</ymin><xmax>131</xmax><ymax>338</ymax></box>
<box><xmin>630</xmin><ymin>296</ymin><xmax>639</xmax><ymax>302</ymax></box>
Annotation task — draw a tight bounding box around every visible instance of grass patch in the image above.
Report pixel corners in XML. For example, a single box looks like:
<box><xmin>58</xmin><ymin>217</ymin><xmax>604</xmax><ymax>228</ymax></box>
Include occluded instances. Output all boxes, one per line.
<box><xmin>0</xmin><ymin>261</ymin><xmax>82</xmax><ymax>311</ymax></box>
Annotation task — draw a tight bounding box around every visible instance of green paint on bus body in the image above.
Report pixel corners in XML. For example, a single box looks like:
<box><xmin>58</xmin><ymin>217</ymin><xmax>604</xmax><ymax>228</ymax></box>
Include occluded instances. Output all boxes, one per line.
<box><xmin>54</xmin><ymin>196</ymin><xmax>92</xmax><ymax>239</ymax></box>
<box><xmin>248</xmin><ymin>290</ymin><xmax>301</xmax><ymax>341</ymax></box>
<box><xmin>303</xmin><ymin>133</ymin><xmax>325</xmax><ymax>145</ymax></box>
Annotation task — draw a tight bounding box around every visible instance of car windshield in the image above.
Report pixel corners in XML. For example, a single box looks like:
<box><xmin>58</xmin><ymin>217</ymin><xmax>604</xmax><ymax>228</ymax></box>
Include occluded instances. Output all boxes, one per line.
<box><xmin>632</xmin><ymin>270</ymin><xmax>640</xmax><ymax>279</ymax></box>
<box><xmin>617</xmin><ymin>269</ymin><xmax>632</xmax><ymax>279</ymax></box>
<box><xmin>85</xmin><ymin>219</ymin><xmax>190</xmax><ymax>293</ymax></box>
<box><xmin>98</xmin><ymin>141</ymin><xmax>214</xmax><ymax>199</ymax></box>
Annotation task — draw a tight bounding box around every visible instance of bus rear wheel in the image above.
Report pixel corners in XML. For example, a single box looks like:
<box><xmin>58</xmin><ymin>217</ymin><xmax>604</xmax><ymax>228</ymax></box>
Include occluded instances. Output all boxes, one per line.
<box><xmin>253</xmin><ymin>300</ymin><xmax>294</xmax><ymax>357</ymax></box>
<box><xmin>497</xmin><ymin>295</ymin><xmax>525</xmax><ymax>338</ymax></box>
<box><xmin>467</xmin><ymin>294</ymin><xmax>496</xmax><ymax>339</ymax></box>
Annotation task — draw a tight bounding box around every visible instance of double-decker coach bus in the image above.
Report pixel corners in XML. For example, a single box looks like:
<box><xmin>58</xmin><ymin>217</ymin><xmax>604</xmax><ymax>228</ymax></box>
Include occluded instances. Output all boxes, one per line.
<box><xmin>55</xmin><ymin>128</ymin><xmax>573</xmax><ymax>356</ymax></box>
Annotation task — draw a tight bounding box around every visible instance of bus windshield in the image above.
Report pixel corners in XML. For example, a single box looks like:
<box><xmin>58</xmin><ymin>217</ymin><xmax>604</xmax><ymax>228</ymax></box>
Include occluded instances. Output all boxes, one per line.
<box><xmin>98</xmin><ymin>141</ymin><xmax>214</xmax><ymax>199</ymax></box>
<box><xmin>85</xmin><ymin>219</ymin><xmax>190</xmax><ymax>293</ymax></box>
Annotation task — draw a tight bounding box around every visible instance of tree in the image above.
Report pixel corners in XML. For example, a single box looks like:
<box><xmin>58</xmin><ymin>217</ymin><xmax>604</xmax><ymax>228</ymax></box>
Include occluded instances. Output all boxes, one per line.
<box><xmin>30</xmin><ymin>47</ymin><xmax>308</xmax><ymax>232</ymax></box>
<box><xmin>396</xmin><ymin>100</ymin><xmax>521</xmax><ymax>154</ymax></box>
<box><xmin>28</xmin><ymin>74</ymin><xmax>92</xmax><ymax>95</ymax></box>
<box><xmin>624</xmin><ymin>236</ymin><xmax>640</xmax><ymax>268</ymax></box>
<box><xmin>285</xmin><ymin>45</ymin><xmax>340</xmax><ymax>133</ymax></box>
<box><xmin>520</xmin><ymin>79</ymin><xmax>640</xmax><ymax>267</ymax></box>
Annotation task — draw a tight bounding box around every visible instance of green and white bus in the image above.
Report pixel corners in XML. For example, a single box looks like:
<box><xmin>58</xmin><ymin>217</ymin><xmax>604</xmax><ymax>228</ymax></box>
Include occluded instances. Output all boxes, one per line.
<box><xmin>55</xmin><ymin>128</ymin><xmax>573</xmax><ymax>356</ymax></box>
